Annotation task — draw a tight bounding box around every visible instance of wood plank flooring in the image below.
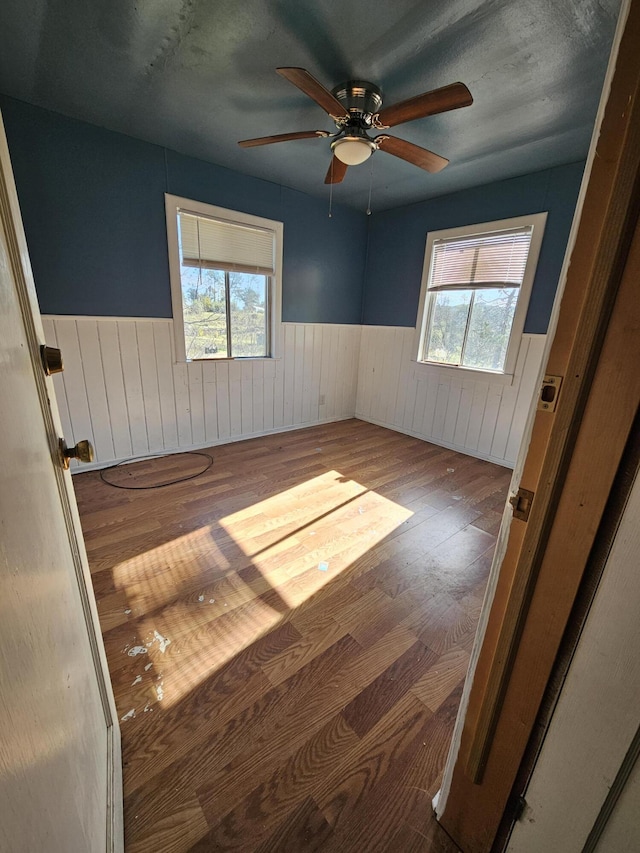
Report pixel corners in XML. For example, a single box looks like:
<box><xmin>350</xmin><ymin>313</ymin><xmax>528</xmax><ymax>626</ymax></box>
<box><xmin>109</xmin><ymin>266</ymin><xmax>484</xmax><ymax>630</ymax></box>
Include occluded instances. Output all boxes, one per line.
<box><xmin>73</xmin><ymin>419</ymin><xmax>511</xmax><ymax>852</ymax></box>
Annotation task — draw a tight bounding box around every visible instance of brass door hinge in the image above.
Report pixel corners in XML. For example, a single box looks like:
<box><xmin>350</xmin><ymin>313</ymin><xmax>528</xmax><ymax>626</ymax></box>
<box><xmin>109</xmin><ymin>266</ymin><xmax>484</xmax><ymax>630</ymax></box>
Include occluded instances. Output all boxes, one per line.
<box><xmin>509</xmin><ymin>487</ymin><xmax>534</xmax><ymax>522</ymax></box>
<box><xmin>40</xmin><ymin>344</ymin><xmax>64</xmax><ymax>375</ymax></box>
<box><xmin>513</xmin><ymin>795</ymin><xmax>528</xmax><ymax>822</ymax></box>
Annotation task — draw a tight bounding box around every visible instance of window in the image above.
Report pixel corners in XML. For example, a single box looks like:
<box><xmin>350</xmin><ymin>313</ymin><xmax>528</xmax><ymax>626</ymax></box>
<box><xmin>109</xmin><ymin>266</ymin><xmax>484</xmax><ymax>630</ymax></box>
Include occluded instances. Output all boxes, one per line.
<box><xmin>416</xmin><ymin>213</ymin><xmax>547</xmax><ymax>377</ymax></box>
<box><xmin>165</xmin><ymin>195</ymin><xmax>282</xmax><ymax>362</ymax></box>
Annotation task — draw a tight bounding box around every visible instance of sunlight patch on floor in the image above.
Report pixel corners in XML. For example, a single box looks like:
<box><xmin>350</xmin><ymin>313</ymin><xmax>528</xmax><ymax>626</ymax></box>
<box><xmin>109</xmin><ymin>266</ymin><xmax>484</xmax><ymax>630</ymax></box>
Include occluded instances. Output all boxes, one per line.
<box><xmin>226</xmin><ymin>472</ymin><xmax>414</xmax><ymax>608</ymax></box>
<box><xmin>113</xmin><ymin>470</ymin><xmax>413</xmax><ymax>710</ymax></box>
<box><xmin>111</xmin><ymin>527</ymin><xmax>235</xmax><ymax>612</ymax></box>
<box><xmin>132</xmin><ymin>595</ymin><xmax>281</xmax><ymax>708</ymax></box>
<box><xmin>219</xmin><ymin>470</ymin><xmax>367</xmax><ymax>528</ymax></box>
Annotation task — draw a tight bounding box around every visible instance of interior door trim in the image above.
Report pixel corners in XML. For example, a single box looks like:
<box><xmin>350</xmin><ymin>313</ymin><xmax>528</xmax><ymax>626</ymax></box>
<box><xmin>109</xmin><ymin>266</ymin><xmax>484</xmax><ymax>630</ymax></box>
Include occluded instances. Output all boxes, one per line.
<box><xmin>437</xmin><ymin>0</ymin><xmax>640</xmax><ymax>848</ymax></box>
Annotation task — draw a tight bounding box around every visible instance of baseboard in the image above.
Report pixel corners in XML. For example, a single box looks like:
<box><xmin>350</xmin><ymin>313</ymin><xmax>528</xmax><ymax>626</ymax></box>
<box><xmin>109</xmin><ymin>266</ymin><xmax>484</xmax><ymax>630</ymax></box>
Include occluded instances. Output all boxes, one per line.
<box><xmin>107</xmin><ymin>722</ymin><xmax>124</xmax><ymax>853</ymax></box>
<box><xmin>355</xmin><ymin>413</ymin><xmax>515</xmax><ymax>469</ymax></box>
<box><xmin>71</xmin><ymin>415</ymin><xmax>356</xmax><ymax>473</ymax></box>
<box><xmin>432</xmin><ymin>789</ymin><xmax>441</xmax><ymax>814</ymax></box>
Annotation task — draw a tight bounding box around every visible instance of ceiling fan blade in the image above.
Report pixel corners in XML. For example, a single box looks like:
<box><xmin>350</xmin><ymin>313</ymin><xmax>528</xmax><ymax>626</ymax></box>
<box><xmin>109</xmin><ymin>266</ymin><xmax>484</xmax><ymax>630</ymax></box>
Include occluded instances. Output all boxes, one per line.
<box><xmin>324</xmin><ymin>156</ymin><xmax>348</xmax><ymax>184</ymax></box>
<box><xmin>376</xmin><ymin>135</ymin><xmax>449</xmax><ymax>173</ymax></box>
<box><xmin>277</xmin><ymin>67</ymin><xmax>350</xmax><ymax>119</ymax></box>
<box><xmin>238</xmin><ymin>130</ymin><xmax>329</xmax><ymax>148</ymax></box>
<box><xmin>376</xmin><ymin>82</ymin><xmax>473</xmax><ymax>128</ymax></box>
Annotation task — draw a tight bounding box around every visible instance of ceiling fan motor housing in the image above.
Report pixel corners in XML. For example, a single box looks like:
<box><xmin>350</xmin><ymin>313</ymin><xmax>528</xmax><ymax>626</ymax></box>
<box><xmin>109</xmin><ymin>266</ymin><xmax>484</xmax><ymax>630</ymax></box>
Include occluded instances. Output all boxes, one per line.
<box><xmin>330</xmin><ymin>81</ymin><xmax>382</xmax><ymax>164</ymax></box>
<box><xmin>331</xmin><ymin>81</ymin><xmax>383</xmax><ymax>125</ymax></box>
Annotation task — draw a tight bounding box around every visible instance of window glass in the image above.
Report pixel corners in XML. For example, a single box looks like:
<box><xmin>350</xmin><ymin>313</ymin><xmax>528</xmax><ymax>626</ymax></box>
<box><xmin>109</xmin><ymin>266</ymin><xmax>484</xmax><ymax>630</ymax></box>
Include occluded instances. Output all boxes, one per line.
<box><xmin>462</xmin><ymin>287</ymin><xmax>518</xmax><ymax>371</ymax></box>
<box><xmin>181</xmin><ymin>266</ymin><xmax>228</xmax><ymax>359</ymax></box>
<box><xmin>425</xmin><ymin>290</ymin><xmax>473</xmax><ymax>365</ymax></box>
<box><xmin>229</xmin><ymin>272</ymin><xmax>268</xmax><ymax>358</ymax></box>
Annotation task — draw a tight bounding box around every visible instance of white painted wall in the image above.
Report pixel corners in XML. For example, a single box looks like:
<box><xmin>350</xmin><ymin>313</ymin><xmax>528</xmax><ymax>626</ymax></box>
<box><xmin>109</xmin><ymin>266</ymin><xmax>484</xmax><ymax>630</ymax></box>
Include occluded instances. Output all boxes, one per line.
<box><xmin>43</xmin><ymin>316</ymin><xmax>543</xmax><ymax>470</ymax></box>
<box><xmin>42</xmin><ymin>316</ymin><xmax>361</xmax><ymax>469</ymax></box>
<box><xmin>594</xmin><ymin>750</ymin><xmax>640</xmax><ymax>853</ymax></box>
<box><xmin>356</xmin><ymin>326</ymin><xmax>546</xmax><ymax>467</ymax></box>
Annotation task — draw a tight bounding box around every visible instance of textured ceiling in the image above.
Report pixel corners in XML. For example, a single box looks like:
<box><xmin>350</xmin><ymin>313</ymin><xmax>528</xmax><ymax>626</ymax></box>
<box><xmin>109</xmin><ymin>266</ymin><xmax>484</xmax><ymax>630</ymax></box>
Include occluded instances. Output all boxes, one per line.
<box><xmin>0</xmin><ymin>0</ymin><xmax>622</xmax><ymax>211</ymax></box>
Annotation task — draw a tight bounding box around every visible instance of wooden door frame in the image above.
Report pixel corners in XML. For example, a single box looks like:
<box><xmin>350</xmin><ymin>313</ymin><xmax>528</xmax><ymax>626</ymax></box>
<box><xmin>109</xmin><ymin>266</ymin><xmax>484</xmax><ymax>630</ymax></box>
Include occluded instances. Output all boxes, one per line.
<box><xmin>503</xmin><ymin>414</ymin><xmax>640</xmax><ymax>851</ymax></box>
<box><xmin>436</xmin><ymin>0</ymin><xmax>640</xmax><ymax>850</ymax></box>
<box><xmin>0</xmin><ymin>113</ymin><xmax>124</xmax><ymax>852</ymax></box>
<box><xmin>492</xmin><ymin>411</ymin><xmax>640</xmax><ymax>851</ymax></box>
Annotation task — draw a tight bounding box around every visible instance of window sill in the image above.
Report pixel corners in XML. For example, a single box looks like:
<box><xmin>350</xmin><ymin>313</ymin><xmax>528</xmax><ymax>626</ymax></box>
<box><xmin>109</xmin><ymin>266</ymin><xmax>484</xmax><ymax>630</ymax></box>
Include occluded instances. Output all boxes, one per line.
<box><xmin>176</xmin><ymin>356</ymin><xmax>281</xmax><ymax>365</ymax></box>
<box><xmin>411</xmin><ymin>359</ymin><xmax>515</xmax><ymax>386</ymax></box>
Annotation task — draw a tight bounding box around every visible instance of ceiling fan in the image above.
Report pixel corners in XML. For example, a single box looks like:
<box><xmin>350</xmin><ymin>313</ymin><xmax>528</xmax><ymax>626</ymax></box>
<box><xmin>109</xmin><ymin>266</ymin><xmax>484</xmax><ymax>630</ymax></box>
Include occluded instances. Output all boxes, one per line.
<box><xmin>238</xmin><ymin>67</ymin><xmax>473</xmax><ymax>184</ymax></box>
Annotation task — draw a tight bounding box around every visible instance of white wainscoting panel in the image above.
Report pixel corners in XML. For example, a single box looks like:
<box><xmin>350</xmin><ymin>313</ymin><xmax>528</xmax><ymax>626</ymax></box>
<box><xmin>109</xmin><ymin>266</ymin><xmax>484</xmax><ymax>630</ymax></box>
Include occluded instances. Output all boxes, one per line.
<box><xmin>356</xmin><ymin>326</ymin><xmax>546</xmax><ymax>467</ymax></box>
<box><xmin>43</xmin><ymin>316</ymin><xmax>543</xmax><ymax>471</ymax></box>
<box><xmin>42</xmin><ymin>317</ymin><xmax>361</xmax><ymax>469</ymax></box>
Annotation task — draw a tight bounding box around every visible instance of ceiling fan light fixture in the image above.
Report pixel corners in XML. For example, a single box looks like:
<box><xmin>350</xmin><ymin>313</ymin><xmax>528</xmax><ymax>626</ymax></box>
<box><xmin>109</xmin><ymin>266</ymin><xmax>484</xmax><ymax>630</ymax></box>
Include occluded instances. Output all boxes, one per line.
<box><xmin>331</xmin><ymin>136</ymin><xmax>375</xmax><ymax>166</ymax></box>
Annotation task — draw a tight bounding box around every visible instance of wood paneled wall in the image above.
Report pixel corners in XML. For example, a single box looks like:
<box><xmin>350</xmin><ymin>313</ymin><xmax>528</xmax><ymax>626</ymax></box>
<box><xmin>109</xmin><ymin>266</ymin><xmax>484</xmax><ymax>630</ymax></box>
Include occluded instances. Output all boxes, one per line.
<box><xmin>42</xmin><ymin>317</ymin><xmax>361</xmax><ymax>469</ymax></box>
<box><xmin>43</xmin><ymin>316</ymin><xmax>544</xmax><ymax>471</ymax></box>
<box><xmin>356</xmin><ymin>327</ymin><xmax>546</xmax><ymax>467</ymax></box>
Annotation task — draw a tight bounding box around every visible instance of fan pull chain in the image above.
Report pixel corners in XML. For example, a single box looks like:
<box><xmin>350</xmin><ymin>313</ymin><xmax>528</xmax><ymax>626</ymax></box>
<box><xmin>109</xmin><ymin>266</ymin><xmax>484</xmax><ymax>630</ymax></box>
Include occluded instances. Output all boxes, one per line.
<box><xmin>366</xmin><ymin>157</ymin><xmax>374</xmax><ymax>216</ymax></box>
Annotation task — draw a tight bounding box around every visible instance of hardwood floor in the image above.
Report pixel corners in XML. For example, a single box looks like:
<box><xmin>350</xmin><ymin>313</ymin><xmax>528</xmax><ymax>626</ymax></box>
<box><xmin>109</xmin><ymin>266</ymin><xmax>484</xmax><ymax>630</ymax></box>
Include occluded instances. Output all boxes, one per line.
<box><xmin>73</xmin><ymin>419</ymin><xmax>511</xmax><ymax>852</ymax></box>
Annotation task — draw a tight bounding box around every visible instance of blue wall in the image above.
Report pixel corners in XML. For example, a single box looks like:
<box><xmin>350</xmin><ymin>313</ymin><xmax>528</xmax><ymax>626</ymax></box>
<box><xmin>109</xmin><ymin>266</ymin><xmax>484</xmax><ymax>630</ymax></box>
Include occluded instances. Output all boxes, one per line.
<box><xmin>1</xmin><ymin>96</ymin><xmax>582</xmax><ymax>333</ymax></box>
<box><xmin>363</xmin><ymin>162</ymin><xmax>584</xmax><ymax>333</ymax></box>
<box><xmin>0</xmin><ymin>96</ymin><xmax>368</xmax><ymax>324</ymax></box>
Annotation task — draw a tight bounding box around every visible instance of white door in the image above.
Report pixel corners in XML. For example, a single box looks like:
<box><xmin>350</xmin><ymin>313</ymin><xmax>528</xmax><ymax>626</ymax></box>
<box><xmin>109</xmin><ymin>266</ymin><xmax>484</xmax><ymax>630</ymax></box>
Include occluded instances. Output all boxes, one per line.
<box><xmin>0</xmin><ymin>114</ymin><xmax>122</xmax><ymax>851</ymax></box>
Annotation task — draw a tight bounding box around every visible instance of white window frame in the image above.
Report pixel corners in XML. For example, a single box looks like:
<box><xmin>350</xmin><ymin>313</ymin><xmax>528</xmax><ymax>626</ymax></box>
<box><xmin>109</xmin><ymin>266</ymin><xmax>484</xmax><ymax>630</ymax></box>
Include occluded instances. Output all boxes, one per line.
<box><xmin>414</xmin><ymin>212</ymin><xmax>547</xmax><ymax>384</ymax></box>
<box><xmin>165</xmin><ymin>193</ymin><xmax>283</xmax><ymax>363</ymax></box>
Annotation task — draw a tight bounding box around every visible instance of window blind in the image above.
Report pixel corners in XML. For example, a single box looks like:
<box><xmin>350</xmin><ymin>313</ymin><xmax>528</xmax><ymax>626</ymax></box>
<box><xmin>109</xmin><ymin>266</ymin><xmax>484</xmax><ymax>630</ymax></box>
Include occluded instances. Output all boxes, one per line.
<box><xmin>428</xmin><ymin>225</ymin><xmax>534</xmax><ymax>291</ymax></box>
<box><xmin>178</xmin><ymin>212</ymin><xmax>275</xmax><ymax>275</ymax></box>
